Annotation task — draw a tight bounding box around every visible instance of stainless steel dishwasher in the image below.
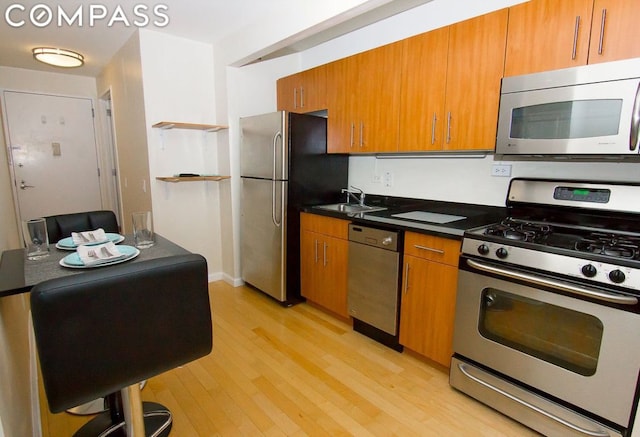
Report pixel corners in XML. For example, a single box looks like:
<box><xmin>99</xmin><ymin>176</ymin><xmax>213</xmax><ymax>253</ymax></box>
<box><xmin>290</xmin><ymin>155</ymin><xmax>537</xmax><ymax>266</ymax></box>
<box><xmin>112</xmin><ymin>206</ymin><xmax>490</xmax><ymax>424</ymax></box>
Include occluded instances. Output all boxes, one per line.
<box><xmin>347</xmin><ymin>224</ymin><xmax>403</xmax><ymax>351</ymax></box>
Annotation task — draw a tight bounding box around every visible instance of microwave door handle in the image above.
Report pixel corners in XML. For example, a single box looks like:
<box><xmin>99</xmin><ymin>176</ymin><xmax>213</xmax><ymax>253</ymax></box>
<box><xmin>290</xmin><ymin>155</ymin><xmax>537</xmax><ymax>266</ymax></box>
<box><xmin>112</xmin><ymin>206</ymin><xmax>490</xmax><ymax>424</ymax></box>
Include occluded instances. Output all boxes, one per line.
<box><xmin>630</xmin><ymin>82</ymin><xmax>640</xmax><ymax>152</ymax></box>
<box><xmin>466</xmin><ymin>259</ymin><xmax>638</xmax><ymax>305</ymax></box>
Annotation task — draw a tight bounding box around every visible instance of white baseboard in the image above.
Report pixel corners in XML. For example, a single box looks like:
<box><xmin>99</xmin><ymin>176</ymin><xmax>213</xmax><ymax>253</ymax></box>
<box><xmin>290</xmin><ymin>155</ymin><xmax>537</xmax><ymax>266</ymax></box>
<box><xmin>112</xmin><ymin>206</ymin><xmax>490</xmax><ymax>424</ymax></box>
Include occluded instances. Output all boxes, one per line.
<box><xmin>207</xmin><ymin>272</ymin><xmax>223</xmax><ymax>283</ymax></box>
<box><xmin>208</xmin><ymin>271</ymin><xmax>244</xmax><ymax>287</ymax></box>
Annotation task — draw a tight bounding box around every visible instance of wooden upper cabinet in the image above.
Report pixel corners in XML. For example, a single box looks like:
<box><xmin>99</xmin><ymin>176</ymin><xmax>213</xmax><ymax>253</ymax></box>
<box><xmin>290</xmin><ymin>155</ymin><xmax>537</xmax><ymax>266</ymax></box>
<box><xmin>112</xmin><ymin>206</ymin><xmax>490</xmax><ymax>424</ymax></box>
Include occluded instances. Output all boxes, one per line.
<box><xmin>326</xmin><ymin>57</ymin><xmax>356</xmax><ymax>153</ymax></box>
<box><xmin>277</xmin><ymin>66</ymin><xmax>327</xmax><ymax>113</ymax></box>
<box><xmin>445</xmin><ymin>9</ymin><xmax>508</xmax><ymax>151</ymax></box>
<box><xmin>355</xmin><ymin>42</ymin><xmax>402</xmax><ymax>153</ymax></box>
<box><xmin>326</xmin><ymin>43</ymin><xmax>402</xmax><ymax>154</ymax></box>
<box><xmin>398</xmin><ymin>26</ymin><xmax>449</xmax><ymax>152</ymax></box>
<box><xmin>588</xmin><ymin>0</ymin><xmax>640</xmax><ymax>64</ymax></box>
<box><xmin>504</xmin><ymin>0</ymin><xmax>640</xmax><ymax>76</ymax></box>
<box><xmin>398</xmin><ymin>9</ymin><xmax>507</xmax><ymax>152</ymax></box>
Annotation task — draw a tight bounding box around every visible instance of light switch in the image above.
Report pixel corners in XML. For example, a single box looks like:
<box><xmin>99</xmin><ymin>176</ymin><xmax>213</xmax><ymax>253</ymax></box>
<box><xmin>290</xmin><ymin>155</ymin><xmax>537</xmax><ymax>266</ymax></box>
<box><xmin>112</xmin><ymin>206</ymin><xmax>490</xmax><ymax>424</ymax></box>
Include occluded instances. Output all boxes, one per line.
<box><xmin>51</xmin><ymin>142</ymin><xmax>61</xmax><ymax>156</ymax></box>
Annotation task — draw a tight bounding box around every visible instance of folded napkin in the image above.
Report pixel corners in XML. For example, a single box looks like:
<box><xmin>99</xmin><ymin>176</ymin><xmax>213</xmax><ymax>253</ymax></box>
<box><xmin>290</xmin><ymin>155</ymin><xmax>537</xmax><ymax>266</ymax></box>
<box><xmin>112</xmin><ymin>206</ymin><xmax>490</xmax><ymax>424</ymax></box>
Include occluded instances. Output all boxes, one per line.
<box><xmin>71</xmin><ymin>228</ymin><xmax>108</xmax><ymax>246</ymax></box>
<box><xmin>77</xmin><ymin>241</ymin><xmax>125</xmax><ymax>266</ymax></box>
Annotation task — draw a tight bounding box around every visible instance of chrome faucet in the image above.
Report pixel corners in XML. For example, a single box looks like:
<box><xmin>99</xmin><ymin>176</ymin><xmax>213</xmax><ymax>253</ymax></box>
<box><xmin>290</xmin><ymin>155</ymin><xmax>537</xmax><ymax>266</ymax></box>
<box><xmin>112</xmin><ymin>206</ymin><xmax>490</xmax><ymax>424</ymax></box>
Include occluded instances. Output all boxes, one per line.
<box><xmin>341</xmin><ymin>186</ymin><xmax>366</xmax><ymax>206</ymax></box>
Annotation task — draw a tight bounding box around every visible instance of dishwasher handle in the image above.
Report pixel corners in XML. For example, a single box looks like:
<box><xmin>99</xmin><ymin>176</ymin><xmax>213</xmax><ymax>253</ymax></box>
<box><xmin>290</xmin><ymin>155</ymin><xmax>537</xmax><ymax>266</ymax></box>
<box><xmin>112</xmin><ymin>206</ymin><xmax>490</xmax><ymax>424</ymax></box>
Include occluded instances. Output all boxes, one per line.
<box><xmin>348</xmin><ymin>224</ymin><xmax>400</xmax><ymax>252</ymax></box>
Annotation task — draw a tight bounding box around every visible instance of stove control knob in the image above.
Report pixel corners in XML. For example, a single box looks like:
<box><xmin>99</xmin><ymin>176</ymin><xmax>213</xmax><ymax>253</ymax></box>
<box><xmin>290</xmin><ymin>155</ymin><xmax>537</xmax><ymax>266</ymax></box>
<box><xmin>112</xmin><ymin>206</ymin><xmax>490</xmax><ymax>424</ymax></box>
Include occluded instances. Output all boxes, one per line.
<box><xmin>581</xmin><ymin>264</ymin><xmax>597</xmax><ymax>278</ymax></box>
<box><xmin>477</xmin><ymin>244</ymin><xmax>490</xmax><ymax>255</ymax></box>
<box><xmin>609</xmin><ymin>269</ymin><xmax>626</xmax><ymax>284</ymax></box>
<box><xmin>496</xmin><ymin>248</ymin><xmax>508</xmax><ymax>259</ymax></box>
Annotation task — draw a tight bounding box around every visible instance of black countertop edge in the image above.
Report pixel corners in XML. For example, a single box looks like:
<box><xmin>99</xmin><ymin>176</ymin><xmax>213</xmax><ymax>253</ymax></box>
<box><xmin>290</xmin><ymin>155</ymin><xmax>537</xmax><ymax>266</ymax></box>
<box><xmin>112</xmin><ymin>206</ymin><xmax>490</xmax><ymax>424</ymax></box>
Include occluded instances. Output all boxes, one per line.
<box><xmin>0</xmin><ymin>249</ymin><xmax>29</xmax><ymax>298</ymax></box>
<box><xmin>301</xmin><ymin>194</ymin><xmax>508</xmax><ymax>240</ymax></box>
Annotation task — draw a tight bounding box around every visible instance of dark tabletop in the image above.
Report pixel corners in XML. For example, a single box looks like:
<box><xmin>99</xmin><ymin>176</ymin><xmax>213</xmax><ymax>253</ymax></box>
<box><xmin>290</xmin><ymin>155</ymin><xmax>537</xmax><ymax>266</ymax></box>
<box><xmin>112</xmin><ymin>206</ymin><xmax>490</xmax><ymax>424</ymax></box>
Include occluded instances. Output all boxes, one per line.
<box><xmin>0</xmin><ymin>234</ymin><xmax>190</xmax><ymax>298</ymax></box>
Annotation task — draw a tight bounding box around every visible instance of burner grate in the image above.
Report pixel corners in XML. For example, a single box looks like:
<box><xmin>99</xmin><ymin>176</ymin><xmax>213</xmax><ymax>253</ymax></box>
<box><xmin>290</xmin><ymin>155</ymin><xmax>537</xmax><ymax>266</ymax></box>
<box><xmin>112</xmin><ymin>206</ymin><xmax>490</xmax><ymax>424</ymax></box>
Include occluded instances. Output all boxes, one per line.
<box><xmin>575</xmin><ymin>232</ymin><xmax>640</xmax><ymax>260</ymax></box>
<box><xmin>484</xmin><ymin>218</ymin><xmax>552</xmax><ymax>243</ymax></box>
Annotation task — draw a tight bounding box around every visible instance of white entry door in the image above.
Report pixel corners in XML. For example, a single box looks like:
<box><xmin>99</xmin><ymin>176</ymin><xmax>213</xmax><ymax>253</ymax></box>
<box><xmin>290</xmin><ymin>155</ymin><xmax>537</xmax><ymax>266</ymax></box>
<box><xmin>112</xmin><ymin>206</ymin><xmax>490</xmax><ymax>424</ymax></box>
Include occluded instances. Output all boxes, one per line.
<box><xmin>3</xmin><ymin>91</ymin><xmax>103</xmax><ymax>221</ymax></box>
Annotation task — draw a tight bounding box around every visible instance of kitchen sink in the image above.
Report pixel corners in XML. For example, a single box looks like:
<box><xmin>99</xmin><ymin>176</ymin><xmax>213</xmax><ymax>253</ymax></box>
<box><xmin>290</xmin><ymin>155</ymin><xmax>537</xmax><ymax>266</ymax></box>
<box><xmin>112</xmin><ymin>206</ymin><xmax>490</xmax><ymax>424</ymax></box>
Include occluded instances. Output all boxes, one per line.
<box><xmin>313</xmin><ymin>203</ymin><xmax>387</xmax><ymax>214</ymax></box>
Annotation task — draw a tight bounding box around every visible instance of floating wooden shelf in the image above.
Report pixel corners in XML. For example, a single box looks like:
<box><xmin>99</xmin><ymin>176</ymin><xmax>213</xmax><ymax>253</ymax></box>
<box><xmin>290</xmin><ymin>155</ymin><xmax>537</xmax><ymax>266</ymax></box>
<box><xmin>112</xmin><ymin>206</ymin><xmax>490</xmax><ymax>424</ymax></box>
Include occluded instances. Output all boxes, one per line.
<box><xmin>152</xmin><ymin>121</ymin><xmax>228</xmax><ymax>132</ymax></box>
<box><xmin>156</xmin><ymin>176</ymin><xmax>230</xmax><ymax>183</ymax></box>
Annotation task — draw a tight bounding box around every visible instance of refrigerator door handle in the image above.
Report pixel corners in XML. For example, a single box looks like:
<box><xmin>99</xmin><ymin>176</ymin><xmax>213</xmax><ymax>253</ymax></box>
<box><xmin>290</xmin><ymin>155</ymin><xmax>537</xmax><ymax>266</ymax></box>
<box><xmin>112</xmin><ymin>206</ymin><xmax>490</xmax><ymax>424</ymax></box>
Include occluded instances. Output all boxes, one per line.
<box><xmin>271</xmin><ymin>180</ymin><xmax>281</xmax><ymax>227</ymax></box>
<box><xmin>271</xmin><ymin>132</ymin><xmax>283</xmax><ymax>227</ymax></box>
<box><xmin>272</xmin><ymin>132</ymin><xmax>281</xmax><ymax>180</ymax></box>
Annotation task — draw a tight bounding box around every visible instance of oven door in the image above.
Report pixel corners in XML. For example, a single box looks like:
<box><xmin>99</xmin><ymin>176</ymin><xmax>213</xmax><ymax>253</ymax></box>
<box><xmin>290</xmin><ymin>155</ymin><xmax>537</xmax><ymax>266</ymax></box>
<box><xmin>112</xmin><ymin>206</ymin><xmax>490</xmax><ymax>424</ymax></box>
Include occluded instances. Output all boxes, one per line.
<box><xmin>496</xmin><ymin>77</ymin><xmax>640</xmax><ymax>155</ymax></box>
<box><xmin>453</xmin><ymin>257</ymin><xmax>640</xmax><ymax>428</ymax></box>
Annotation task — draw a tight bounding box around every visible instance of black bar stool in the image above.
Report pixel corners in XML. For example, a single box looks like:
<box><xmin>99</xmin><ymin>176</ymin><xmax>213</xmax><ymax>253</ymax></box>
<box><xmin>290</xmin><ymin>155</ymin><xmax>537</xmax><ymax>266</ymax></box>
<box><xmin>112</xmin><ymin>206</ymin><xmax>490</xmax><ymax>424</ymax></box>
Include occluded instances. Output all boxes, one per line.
<box><xmin>31</xmin><ymin>254</ymin><xmax>213</xmax><ymax>436</ymax></box>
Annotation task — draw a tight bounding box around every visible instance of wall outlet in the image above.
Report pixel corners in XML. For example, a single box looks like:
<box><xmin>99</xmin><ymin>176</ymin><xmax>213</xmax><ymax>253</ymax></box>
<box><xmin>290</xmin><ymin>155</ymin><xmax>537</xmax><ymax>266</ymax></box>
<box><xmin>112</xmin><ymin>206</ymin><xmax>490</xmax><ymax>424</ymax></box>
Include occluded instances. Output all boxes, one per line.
<box><xmin>373</xmin><ymin>174</ymin><xmax>382</xmax><ymax>184</ymax></box>
<box><xmin>491</xmin><ymin>164</ymin><xmax>512</xmax><ymax>177</ymax></box>
<box><xmin>383</xmin><ymin>171</ymin><xmax>393</xmax><ymax>187</ymax></box>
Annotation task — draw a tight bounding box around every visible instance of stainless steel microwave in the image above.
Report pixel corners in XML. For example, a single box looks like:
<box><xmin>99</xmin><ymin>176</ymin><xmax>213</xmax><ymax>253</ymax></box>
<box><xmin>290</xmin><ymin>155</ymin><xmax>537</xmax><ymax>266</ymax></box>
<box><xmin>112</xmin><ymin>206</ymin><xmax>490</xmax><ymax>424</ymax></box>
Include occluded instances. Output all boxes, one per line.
<box><xmin>496</xmin><ymin>57</ymin><xmax>640</xmax><ymax>156</ymax></box>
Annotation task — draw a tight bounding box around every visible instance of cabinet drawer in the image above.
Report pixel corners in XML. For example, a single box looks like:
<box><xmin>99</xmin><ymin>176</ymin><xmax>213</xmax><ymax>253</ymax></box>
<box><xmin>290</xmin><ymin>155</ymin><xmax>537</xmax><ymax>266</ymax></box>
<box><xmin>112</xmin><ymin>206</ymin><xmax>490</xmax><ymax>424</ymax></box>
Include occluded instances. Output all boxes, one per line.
<box><xmin>300</xmin><ymin>212</ymin><xmax>349</xmax><ymax>240</ymax></box>
<box><xmin>404</xmin><ymin>232</ymin><xmax>460</xmax><ymax>266</ymax></box>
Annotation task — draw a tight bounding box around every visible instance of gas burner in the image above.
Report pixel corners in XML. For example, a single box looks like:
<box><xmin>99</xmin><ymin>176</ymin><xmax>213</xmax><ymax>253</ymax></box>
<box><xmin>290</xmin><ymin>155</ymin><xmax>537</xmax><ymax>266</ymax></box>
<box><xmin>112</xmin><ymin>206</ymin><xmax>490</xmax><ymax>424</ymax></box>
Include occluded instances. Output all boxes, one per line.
<box><xmin>575</xmin><ymin>232</ymin><xmax>640</xmax><ymax>260</ymax></box>
<box><xmin>484</xmin><ymin>218</ymin><xmax>552</xmax><ymax>243</ymax></box>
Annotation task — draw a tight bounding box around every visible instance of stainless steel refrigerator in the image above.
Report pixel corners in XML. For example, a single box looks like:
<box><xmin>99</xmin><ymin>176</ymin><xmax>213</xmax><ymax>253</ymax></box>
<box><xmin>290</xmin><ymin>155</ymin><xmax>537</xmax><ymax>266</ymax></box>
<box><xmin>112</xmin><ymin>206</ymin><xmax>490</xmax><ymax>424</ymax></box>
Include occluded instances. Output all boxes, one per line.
<box><xmin>240</xmin><ymin>111</ymin><xmax>348</xmax><ymax>305</ymax></box>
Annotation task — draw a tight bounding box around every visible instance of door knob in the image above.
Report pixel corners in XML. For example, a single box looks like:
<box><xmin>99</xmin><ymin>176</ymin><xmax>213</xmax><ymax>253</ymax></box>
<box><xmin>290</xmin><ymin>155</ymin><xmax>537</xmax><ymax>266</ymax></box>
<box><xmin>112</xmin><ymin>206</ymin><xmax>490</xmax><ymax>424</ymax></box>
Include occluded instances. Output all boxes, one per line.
<box><xmin>20</xmin><ymin>180</ymin><xmax>35</xmax><ymax>189</ymax></box>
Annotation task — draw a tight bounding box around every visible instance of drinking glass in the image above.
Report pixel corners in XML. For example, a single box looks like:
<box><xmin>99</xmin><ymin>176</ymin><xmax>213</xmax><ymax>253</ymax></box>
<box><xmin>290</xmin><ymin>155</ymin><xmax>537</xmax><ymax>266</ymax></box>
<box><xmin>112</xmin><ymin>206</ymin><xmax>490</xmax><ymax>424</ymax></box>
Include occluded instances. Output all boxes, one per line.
<box><xmin>132</xmin><ymin>211</ymin><xmax>155</xmax><ymax>249</ymax></box>
<box><xmin>23</xmin><ymin>218</ymin><xmax>50</xmax><ymax>260</ymax></box>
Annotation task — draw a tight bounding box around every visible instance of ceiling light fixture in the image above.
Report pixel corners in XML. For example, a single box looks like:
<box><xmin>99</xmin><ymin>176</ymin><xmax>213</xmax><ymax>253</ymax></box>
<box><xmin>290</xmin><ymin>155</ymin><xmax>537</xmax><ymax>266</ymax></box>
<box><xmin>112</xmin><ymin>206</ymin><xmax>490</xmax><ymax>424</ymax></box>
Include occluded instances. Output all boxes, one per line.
<box><xmin>32</xmin><ymin>47</ymin><xmax>84</xmax><ymax>68</ymax></box>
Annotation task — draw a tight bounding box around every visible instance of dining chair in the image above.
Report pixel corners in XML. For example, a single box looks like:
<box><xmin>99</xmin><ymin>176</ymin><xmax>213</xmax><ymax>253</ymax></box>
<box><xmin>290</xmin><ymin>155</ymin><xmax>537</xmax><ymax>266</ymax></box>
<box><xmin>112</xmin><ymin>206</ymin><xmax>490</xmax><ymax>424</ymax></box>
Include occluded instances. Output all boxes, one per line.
<box><xmin>30</xmin><ymin>254</ymin><xmax>213</xmax><ymax>436</ymax></box>
<box><xmin>45</xmin><ymin>210</ymin><xmax>119</xmax><ymax>243</ymax></box>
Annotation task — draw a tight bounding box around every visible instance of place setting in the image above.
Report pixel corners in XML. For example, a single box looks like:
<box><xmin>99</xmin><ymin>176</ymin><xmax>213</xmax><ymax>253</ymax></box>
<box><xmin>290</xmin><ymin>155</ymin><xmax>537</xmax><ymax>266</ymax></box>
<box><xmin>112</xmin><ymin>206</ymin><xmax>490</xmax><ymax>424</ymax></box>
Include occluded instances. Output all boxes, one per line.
<box><xmin>58</xmin><ymin>228</ymin><xmax>139</xmax><ymax>269</ymax></box>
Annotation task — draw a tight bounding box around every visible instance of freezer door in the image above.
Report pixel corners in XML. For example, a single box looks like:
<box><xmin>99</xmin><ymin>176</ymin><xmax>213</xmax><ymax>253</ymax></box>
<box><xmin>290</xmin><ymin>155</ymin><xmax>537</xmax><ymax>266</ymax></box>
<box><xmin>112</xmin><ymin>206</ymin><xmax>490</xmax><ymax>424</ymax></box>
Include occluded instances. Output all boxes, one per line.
<box><xmin>240</xmin><ymin>111</ymin><xmax>287</xmax><ymax>180</ymax></box>
<box><xmin>241</xmin><ymin>177</ymin><xmax>287</xmax><ymax>301</ymax></box>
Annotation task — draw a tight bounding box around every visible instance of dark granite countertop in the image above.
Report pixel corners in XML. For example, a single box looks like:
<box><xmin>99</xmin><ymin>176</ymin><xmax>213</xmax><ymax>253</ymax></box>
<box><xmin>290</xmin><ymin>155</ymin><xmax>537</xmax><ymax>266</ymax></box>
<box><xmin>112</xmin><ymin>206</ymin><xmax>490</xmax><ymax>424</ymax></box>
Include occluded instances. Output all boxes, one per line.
<box><xmin>302</xmin><ymin>194</ymin><xmax>507</xmax><ymax>240</ymax></box>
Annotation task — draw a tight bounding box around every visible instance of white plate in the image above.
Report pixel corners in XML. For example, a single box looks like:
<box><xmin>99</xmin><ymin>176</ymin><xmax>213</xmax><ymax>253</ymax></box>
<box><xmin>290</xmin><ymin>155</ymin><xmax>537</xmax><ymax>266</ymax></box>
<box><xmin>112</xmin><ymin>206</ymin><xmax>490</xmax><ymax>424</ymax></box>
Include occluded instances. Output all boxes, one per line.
<box><xmin>56</xmin><ymin>233</ymin><xmax>125</xmax><ymax>250</ymax></box>
<box><xmin>59</xmin><ymin>245</ymin><xmax>140</xmax><ymax>269</ymax></box>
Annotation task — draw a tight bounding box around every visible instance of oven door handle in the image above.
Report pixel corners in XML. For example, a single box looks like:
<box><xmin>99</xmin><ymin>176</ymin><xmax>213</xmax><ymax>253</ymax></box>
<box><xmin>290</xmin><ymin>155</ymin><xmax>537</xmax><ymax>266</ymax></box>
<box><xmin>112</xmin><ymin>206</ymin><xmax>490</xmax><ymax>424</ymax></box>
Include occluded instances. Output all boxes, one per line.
<box><xmin>467</xmin><ymin>259</ymin><xmax>638</xmax><ymax>305</ymax></box>
<box><xmin>457</xmin><ymin>363</ymin><xmax>611</xmax><ymax>437</ymax></box>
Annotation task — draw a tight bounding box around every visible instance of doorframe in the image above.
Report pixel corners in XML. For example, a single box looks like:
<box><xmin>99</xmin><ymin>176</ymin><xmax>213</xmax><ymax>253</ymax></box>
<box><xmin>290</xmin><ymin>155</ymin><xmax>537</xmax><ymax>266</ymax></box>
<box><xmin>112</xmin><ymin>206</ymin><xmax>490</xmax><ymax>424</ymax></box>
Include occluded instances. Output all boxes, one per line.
<box><xmin>0</xmin><ymin>89</ymin><xmax>24</xmax><ymax>236</ymax></box>
<box><xmin>97</xmin><ymin>89</ymin><xmax>123</xmax><ymax>229</ymax></box>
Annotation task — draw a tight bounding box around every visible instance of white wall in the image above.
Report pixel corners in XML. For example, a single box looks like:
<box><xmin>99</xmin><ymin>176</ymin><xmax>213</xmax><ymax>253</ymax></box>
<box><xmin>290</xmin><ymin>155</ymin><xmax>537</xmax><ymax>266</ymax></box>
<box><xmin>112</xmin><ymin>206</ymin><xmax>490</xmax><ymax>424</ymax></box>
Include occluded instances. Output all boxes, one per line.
<box><xmin>138</xmin><ymin>29</ymin><xmax>224</xmax><ymax>279</ymax></box>
<box><xmin>0</xmin><ymin>65</ymin><xmax>99</xmax><ymax>437</ymax></box>
<box><xmin>97</xmin><ymin>32</ymin><xmax>152</xmax><ymax>233</ymax></box>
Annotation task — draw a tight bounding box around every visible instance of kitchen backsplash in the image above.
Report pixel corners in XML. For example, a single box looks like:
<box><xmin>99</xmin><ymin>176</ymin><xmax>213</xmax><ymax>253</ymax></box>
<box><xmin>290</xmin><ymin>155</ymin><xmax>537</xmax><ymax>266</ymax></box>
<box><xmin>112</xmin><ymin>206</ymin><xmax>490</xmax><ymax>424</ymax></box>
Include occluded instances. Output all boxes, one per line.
<box><xmin>348</xmin><ymin>155</ymin><xmax>640</xmax><ymax>207</ymax></box>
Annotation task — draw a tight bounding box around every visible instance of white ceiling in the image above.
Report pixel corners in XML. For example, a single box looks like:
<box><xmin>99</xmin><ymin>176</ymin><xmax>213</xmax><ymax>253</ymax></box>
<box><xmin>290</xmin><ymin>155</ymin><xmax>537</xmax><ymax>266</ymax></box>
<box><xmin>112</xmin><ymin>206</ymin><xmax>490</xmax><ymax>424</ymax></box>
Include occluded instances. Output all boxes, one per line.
<box><xmin>0</xmin><ymin>0</ymin><xmax>433</xmax><ymax>77</ymax></box>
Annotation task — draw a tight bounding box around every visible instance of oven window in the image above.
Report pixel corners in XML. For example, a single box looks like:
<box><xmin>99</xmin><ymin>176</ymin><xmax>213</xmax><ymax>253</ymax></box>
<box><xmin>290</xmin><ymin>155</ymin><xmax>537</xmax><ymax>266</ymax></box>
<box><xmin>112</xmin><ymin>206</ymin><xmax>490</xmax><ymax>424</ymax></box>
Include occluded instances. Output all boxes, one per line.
<box><xmin>479</xmin><ymin>288</ymin><xmax>603</xmax><ymax>376</ymax></box>
<box><xmin>510</xmin><ymin>99</ymin><xmax>622</xmax><ymax>140</ymax></box>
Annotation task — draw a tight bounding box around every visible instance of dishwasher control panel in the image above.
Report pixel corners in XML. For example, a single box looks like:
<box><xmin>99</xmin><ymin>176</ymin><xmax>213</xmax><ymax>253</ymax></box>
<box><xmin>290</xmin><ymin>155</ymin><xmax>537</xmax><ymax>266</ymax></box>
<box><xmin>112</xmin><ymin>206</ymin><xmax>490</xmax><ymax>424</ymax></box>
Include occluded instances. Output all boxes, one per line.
<box><xmin>348</xmin><ymin>224</ymin><xmax>399</xmax><ymax>251</ymax></box>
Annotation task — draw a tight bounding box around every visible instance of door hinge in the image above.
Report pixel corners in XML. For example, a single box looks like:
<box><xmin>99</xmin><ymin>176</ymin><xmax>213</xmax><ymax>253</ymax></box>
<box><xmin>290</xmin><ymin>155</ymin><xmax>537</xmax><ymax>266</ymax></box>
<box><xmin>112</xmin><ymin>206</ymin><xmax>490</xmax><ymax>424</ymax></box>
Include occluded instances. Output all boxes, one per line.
<box><xmin>97</xmin><ymin>168</ymin><xmax>100</xmax><ymax>177</ymax></box>
<box><xmin>91</xmin><ymin>108</ymin><xmax>95</xmax><ymax>118</ymax></box>
<box><xmin>106</xmin><ymin>108</ymin><xmax>112</xmax><ymax>117</ymax></box>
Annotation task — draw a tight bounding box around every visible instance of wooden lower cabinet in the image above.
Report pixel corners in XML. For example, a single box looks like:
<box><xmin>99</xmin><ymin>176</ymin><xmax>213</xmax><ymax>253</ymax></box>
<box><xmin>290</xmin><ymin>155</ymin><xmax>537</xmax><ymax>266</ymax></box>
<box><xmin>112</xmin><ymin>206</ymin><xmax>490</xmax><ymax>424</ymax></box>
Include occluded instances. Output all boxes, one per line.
<box><xmin>300</xmin><ymin>213</ymin><xmax>349</xmax><ymax>317</ymax></box>
<box><xmin>399</xmin><ymin>232</ymin><xmax>461</xmax><ymax>367</ymax></box>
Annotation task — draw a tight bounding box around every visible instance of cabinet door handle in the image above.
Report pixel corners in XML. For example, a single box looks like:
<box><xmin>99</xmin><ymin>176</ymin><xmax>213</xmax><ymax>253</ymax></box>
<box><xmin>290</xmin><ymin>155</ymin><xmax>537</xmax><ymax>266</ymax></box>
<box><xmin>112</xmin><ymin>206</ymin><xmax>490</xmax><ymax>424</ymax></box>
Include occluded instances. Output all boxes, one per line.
<box><xmin>571</xmin><ymin>15</ymin><xmax>580</xmax><ymax>60</ymax></box>
<box><xmin>359</xmin><ymin>122</ymin><xmax>364</xmax><ymax>148</ymax></box>
<box><xmin>597</xmin><ymin>9</ymin><xmax>607</xmax><ymax>55</ymax></box>
<box><xmin>431</xmin><ymin>113</ymin><xmax>437</xmax><ymax>145</ymax></box>
<box><xmin>350</xmin><ymin>122</ymin><xmax>355</xmax><ymax>148</ymax></box>
<box><xmin>300</xmin><ymin>87</ymin><xmax>305</xmax><ymax>108</ymax></box>
<box><xmin>314</xmin><ymin>239</ymin><xmax>319</xmax><ymax>264</ymax></box>
<box><xmin>404</xmin><ymin>262</ymin><xmax>410</xmax><ymax>294</ymax></box>
<box><xmin>293</xmin><ymin>88</ymin><xmax>298</xmax><ymax>109</ymax></box>
<box><xmin>323</xmin><ymin>241</ymin><xmax>328</xmax><ymax>267</ymax></box>
<box><xmin>414</xmin><ymin>244</ymin><xmax>445</xmax><ymax>255</ymax></box>
<box><xmin>446</xmin><ymin>111</ymin><xmax>452</xmax><ymax>144</ymax></box>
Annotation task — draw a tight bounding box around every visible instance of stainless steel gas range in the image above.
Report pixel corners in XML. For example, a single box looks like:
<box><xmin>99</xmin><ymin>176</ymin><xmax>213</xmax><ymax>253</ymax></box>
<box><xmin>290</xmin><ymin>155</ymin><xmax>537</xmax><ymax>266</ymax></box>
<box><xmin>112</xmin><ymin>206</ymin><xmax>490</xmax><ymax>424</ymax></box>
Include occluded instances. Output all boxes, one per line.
<box><xmin>450</xmin><ymin>178</ymin><xmax>640</xmax><ymax>437</ymax></box>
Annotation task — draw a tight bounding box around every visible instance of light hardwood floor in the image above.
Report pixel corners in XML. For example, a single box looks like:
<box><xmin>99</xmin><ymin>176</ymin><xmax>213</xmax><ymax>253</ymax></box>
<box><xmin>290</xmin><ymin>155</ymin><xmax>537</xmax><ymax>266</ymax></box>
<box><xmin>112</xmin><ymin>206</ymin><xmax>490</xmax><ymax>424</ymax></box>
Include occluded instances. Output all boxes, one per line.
<box><xmin>40</xmin><ymin>281</ymin><xmax>539</xmax><ymax>436</ymax></box>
